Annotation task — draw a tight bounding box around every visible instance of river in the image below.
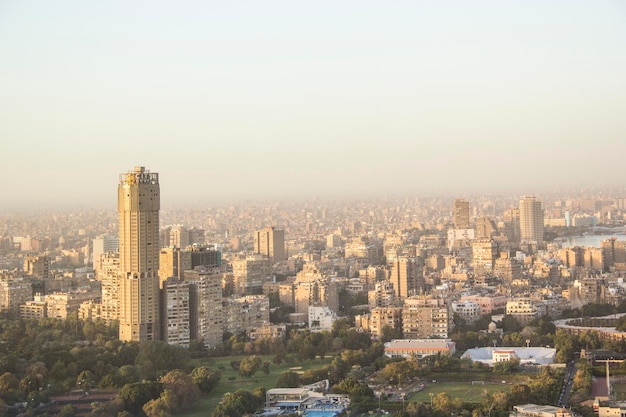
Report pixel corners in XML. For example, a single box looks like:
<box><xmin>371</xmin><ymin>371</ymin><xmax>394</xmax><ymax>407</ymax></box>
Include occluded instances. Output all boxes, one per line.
<box><xmin>555</xmin><ymin>234</ymin><xmax>626</xmax><ymax>248</ymax></box>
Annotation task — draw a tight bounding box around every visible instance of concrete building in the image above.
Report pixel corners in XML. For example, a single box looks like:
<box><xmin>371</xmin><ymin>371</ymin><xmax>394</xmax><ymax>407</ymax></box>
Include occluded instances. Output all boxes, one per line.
<box><xmin>368</xmin><ymin>281</ymin><xmax>399</xmax><ymax>308</ymax></box>
<box><xmin>20</xmin><ymin>293</ymin><xmax>46</xmax><ymax>319</ymax></box>
<box><xmin>223</xmin><ymin>295</ymin><xmax>270</xmax><ymax>336</ymax></box>
<box><xmin>159</xmin><ymin>245</ymin><xmax>222</xmax><ymax>284</ymax></box>
<box><xmin>453</xmin><ymin>198</ymin><xmax>470</xmax><ymax>229</ymax></box>
<box><xmin>460</xmin><ymin>294</ymin><xmax>507</xmax><ymax>315</ymax></box>
<box><xmin>472</xmin><ymin>238</ymin><xmax>498</xmax><ymax>277</ymax></box>
<box><xmin>161</xmin><ymin>277</ymin><xmax>191</xmax><ymax>348</ymax></box>
<box><xmin>231</xmin><ymin>254</ymin><xmax>271</xmax><ymax>295</ymax></box>
<box><xmin>186</xmin><ymin>268</ymin><xmax>223</xmax><ymax>348</ymax></box>
<box><xmin>369</xmin><ymin>307</ymin><xmax>403</xmax><ymax>339</ymax></box>
<box><xmin>99</xmin><ymin>252</ymin><xmax>120</xmax><ymax>325</ymax></box>
<box><xmin>294</xmin><ymin>269</ymin><xmax>339</xmax><ymax>316</ymax></box>
<box><xmin>389</xmin><ymin>256</ymin><xmax>424</xmax><ymax>299</ymax></box>
<box><xmin>451</xmin><ymin>300</ymin><xmax>481</xmax><ymax>324</ymax></box>
<box><xmin>461</xmin><ymin>347</ymin><xmax>556</xmax><ymax>367</ymax></box>
<box><xmin>23</xmin><ymin>254</ymin><xmax>50</xmax><ymax>279</ymax></box>
<box><xmin>118</xmin><ymin>166</ymin><xmax>161</xmax><ymax>342</ymax></box>
<box><xmin>92</xmin><ymin>235</ymin><xmax>119</xmax><ymax>272</ymax></box>
<box><xmin>506</xmin><ymin>298</ymin><xmax>539</xmax><ymax>325</ymax></box>
<box><xmin>0</xmin><ymin>275</ymin><xmax>32</xmax><ymax>313</ymax></box>
<box><xmin>384</xmin><ymin>339</ymin><xmax>456</xmax><ymax>359</ymax></box>
<box><xmin>519</xmin><ymin>196</ymin><xmax>544</xmax><ymax>246</ymax></box>
<box><xmin>254</xmin><ymin>226</ymin><xmax>286</xmax><ymax>263</ymax></box>
<box><xmin>402</xmin><ymin>296</ymin><xmax>450</xmax><ymax>339</ymax></box>
<box><xmin>308</xmin><ymin>304</ymin><xmax>337</xmax><ymax>330</ymax></box>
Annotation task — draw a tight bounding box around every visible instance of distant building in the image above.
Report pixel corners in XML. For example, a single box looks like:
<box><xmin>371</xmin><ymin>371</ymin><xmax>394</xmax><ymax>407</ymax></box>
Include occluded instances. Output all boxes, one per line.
<box><xmin>519</xmin><ymin>196</ymin><xmax>544</xmax><ymax>246</ymax></box>
<box><xmin>451</xmin><ymin>300</ymin><xmax>481</xmax><ymax>324</ymax></box>
<box><xmin>453</xmin><ymin>199</ymin><xmax>470</xmax><ymax>229</ymax></box>
<box><xmin>461</xmin><ymin>347</ymin><xmax>556</xmax><ymax>367</ymax></box>
<box><xmin>24</xmin><ymin>254</ymin><xmax>50</xmax><ymax>279</ymax></box>
<box><xmin>254</xmin><ymin>226</ymin><xmax>286</xmax><ymax>263</ymax></box>
<box><xmin>0</xmin><ymin>275</ymin><xmax>32</xmax><ymax>313</ymax></box>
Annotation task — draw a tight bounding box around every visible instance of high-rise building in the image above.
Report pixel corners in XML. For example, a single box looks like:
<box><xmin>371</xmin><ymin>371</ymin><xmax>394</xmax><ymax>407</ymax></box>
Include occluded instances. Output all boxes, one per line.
<box><xmin>186</xmin><ymin>268</ymin><xmax>223</xmax><ymax>348</ymax></box>
<box><xmin>453</xmin><ymin>199</ymin><xmax>470</xmax><ymax>229</ymax></box>
<box><xmin>472</xmin><ymin>238</ymin><xmax>498</xmax><ymax>277</ymax></box>
<box><xmin>118</xmin><ymin>166</ymin><xmax>161</xmax><ymax>342</ymax></box>
<box><xmin>519</xmin><ymin>196</ymin><xmax>544</xmax><ymax>245</ymax></box>
<box><xmin>254</xmin><ymin>226</ymin><xmax>286</xmax><ymax>263</ymax></box>
<box><xmin>389</xmin><ymin>256</ymin><xmax>424</xmax><ymax>299</ymax></box>
<box><xmin>92</xmin><ymin>235</ymin><xmax>119</xmax><ymax>272</ymax></box>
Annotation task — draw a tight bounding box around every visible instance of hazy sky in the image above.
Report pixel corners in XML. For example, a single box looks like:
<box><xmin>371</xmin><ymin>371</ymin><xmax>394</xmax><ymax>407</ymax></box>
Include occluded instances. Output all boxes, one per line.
<box><xmin>1</xmin><ymin>1</ymin><xmax>625</xmax><ymax>209</ymax></box>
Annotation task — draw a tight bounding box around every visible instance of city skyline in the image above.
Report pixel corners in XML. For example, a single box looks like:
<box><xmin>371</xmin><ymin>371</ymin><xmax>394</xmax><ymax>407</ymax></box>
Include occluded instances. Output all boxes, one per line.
<box><xmin>1</xmin><ymin>1</ymin><xmax>625</xmax><ymax>210</ymax></box>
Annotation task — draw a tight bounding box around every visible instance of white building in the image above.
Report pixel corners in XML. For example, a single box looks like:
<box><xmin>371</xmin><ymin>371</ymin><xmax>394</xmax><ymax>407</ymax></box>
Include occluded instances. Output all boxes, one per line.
<box><xmin>308</xmin><ymin>305</ymin><xmax>337</xmax><ymax>330</ymax></box>
<box><xmin>451</xmin><ymin>300</ymin><xmax>481</xmax><ymax>324</ymax></box>
<box><xmin>461</xmin><ymin>347</ymin><xmax>556</xmax><ymax>367</ymax></box>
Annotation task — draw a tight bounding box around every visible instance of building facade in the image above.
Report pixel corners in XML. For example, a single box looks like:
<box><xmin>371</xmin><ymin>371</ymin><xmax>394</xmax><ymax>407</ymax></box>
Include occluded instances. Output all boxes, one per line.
<box><xmin>118</xmin><ymin>166</ymin><xmax>161</xmax><ymax>342</ymax></box>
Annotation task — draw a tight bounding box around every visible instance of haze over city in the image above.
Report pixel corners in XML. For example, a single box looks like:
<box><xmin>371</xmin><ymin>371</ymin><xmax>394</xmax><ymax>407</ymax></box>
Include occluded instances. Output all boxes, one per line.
<box><xmin>1</xmin><ymin>1</ymin><xmax>625</xmax><ymax>210</ymax></box>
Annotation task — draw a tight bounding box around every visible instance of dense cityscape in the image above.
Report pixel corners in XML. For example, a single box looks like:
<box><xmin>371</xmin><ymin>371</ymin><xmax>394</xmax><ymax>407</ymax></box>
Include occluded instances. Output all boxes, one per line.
<box><xmin>2</xmin><ymin>166</ymin><xmax>626</xmax><ymax>417</ymax></box>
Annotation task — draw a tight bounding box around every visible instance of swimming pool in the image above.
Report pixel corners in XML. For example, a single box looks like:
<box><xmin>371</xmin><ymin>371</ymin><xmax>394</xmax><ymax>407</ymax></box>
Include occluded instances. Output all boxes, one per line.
<box><xmin>304</xmin><ymin>411</ymin><xmax>341</xmax><ymax>417</ymax></box>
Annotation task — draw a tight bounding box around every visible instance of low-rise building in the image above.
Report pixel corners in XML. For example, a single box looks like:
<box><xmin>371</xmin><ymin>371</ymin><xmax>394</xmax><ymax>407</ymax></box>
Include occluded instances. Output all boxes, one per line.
<box><xmin>384</xmin><ymin>339</ymin><xmax>456</xmax><ymax>359</ymax></box>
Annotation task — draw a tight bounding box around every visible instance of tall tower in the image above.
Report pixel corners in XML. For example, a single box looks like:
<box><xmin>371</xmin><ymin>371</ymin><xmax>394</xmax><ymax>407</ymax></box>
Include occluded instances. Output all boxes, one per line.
<box><xmin>254</xmin><ymin>226</ymin><xmax>286</xmax><ymax>263</ymax></box>
<box><xmin>453</xmin><ymin>199</ymin><xmax>470</xmax><ymax>229</ymax></box>
<box><xmin>118</xmin><ymin>166</ymin><xmax>161</xmax><ymax>342</ymax></box>
<box><xmin>519</xmin><ymin>196</ymin><xmax>544</xmax><ymax>244</ymax></box>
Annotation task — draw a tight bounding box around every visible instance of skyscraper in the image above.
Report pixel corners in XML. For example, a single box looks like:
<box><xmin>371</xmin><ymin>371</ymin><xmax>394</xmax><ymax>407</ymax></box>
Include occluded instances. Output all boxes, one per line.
<box><xmin>118</xmin><ymin>166</ymin><xmax>161</xmax><ymax>342</ymax></box>
<box><xmin>519</xmin><ymin>196</ymin><xmax>544</xmax><ymax>244</ymax></box>
<box><xmin>453</xmin><ymin>198</ymin><xmax>470</xmax><ymax>229</ymax></box>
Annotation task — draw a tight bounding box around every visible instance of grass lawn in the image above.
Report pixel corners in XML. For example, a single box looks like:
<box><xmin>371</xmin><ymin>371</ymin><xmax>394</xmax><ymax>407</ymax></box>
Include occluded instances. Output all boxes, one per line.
<box><xmin>409</xmin><ymin>382</ymin><xmax>512</xmax><ymax>404</ymax></box>
<box><xmin>181</xmin><ymin>355</ymin><xmax>334</xmax><ymax>417</ymax></box>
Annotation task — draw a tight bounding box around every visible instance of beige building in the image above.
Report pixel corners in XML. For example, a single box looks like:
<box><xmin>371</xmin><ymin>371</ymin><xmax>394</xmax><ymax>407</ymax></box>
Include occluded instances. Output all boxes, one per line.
<box><xmin>402</xmin><ymin>296</ymin><xmax>450</xmax><ymax>339</ymax></box>
<box><xmin>186</xmin><ymin>268</ymin><xmax>223</xmax><ymax>348</ymax></box>
<box><xmin>368</xmin><ymin>281</ymin><xmax>399</xmax><ymax>308</ymax></box>
<box><xmin>384</xmin><ymin>339</ymin><xmax>456</xmax><ymax>359</ymax></box>
<box><xmin>506</xmin><ymin>298</ymin><xmax>538</xmax><ymax>324</ymax></box>
<box><xmin>20</xmin><ymin>293</ymin><xmax>46</xmax><ymax>319</ymax></box>
<box><xmin>0</xmin><ymin>275</ymin><xmax>32</xmax><ymax>313</ymax></box>
<box><xmin>369</xmin><ymin>307</ymin><xmax>403</xmax><ymax>339</ymax></box>
<box><xmin>223</xmin><ymin>295</ymin><xmax>270</xmax><ymax>335</ymax></box>
<box><xmin>294</xmin><ymin>265</ymin><xmax>338</xmax><ymax>315</ymax></box>
<box><xmin>519</xmin><ymin>196</ymin><xmax>544</xmax><ymax>246</ymax></box>
<box><xmin>472</xmin><ymin>238</ymin><xmax>498</xmax><ymax>277</ymax></box>
<box><xmin>99</xmin><ymin>252</ymin><xmax>120</xmax><ymax>325</ymax></box>
<box><xmin>254</xmin><ymin>226</ymin><xmax>286</xmax><ymax>263</ymax></box>
<box><xmin>389</xmin><ymin>256</ymin><xmax>424</xmax><ymax>299</ymax></box>
<box><xmin>232</xmin><ymin>254</ymin><xmax>271</xmax><ymax>294</ymax></box>
<box><xmin>159</xmin><ymin>245</ymin><xmax>221</xmax><ymax>284</ymax></box>
<box><xmin>161</xmin><ymin>277</ymin><xmax>191</xmax><ymax>348</ymax></box>
<box><xmin>453</xmin><ymin>198</ymin><xmax>470</xmax><ymax>229</ymax></box>
<box><xmin>118</xmin><ymin>166</ymin><xmax>161</xmax><ymax>342</ymax></box>
<box><xmin>24</xmin><ymin>254</ymin><xmax>50</xmax><ymax>279</ymax></box>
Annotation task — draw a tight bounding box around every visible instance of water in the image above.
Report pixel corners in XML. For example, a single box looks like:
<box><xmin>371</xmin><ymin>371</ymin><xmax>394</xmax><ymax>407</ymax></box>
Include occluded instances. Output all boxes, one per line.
<box><xmin>556</xmin><ymin>234</ymin><xmax>626</xmax><ymax>248</ymax></box>
<box><xmin>305</xmin><ymin>412</ymin><xmax>340</xmax><ymax>417</ymax></box>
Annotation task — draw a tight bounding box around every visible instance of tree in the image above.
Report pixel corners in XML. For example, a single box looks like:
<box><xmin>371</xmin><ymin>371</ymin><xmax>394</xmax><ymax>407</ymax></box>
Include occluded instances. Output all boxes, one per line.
<box><xmin>58</xmin><ymin>404</ymin><xmax>78</xmax><ymax>417</ymax></box>
<box><xmin>276</xmin><ymin>371</ymin><xmax>300</xmax><ymax>388</ymax></box>
<box><xmin>239</xmin><ymin>355</ymin><xmax>262</xmax><ymax>378</ymax></box>
<box><xmin>509</xmin><ymin>384</ymin><xmax>530</xmax><ymax>406</ymax></box>
<box><xmin>432</xmin><ymin>392</ymin><xmax>453</xmax><ymax>413</ymax></box>
<box><xmin>117</xmin><ymin>381</ymin><xmax>163</xmax><ymax>416</ymax></box>
<box><xmin>190</xmin><ymin>366</ymin><xmax>221</xmax><ymax>394</ymax></box>
<box><xmin>160</xmin><ymin>369</ymin><xmax>200</xmax><ymax>409</ymax></box>
<box><xmin>262</xmin><ymin>361</ymin><xmax>271</xmax><ymax>376</ymax></box>
<box><xmin>211</xmin><ymin>390</ymin><xmax>262</xmax><ymax>417</ymax></box>
<box><xmin>143</xmin><ymin>389</ymin><xmax>178</xmax><ymax>417</ymax></box>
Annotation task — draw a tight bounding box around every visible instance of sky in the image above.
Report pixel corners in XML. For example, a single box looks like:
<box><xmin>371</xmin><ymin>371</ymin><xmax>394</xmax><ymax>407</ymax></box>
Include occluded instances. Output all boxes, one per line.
<box><xmin>1</xmin><ymin>1</ymin><xmax>625</xmax><ymax>210</ymax></box>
